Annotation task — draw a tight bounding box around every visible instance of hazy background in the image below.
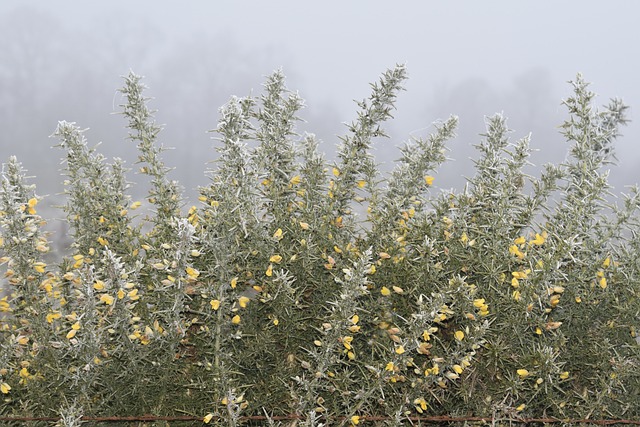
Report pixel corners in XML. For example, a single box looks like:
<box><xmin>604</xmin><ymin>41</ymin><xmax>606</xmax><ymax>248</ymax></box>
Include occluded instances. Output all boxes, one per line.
<box><xmin>1</xmin><ymin>1</ymin><xmax>639</xmax><ymax>222</ymax></box>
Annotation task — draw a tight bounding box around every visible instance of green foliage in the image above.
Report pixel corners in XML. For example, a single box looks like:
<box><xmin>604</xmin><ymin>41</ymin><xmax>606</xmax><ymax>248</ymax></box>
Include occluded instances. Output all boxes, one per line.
<box><xmin>1</xmin><ymin>67</ymin><xmax>639</xmax><ymax>426</ymax></box>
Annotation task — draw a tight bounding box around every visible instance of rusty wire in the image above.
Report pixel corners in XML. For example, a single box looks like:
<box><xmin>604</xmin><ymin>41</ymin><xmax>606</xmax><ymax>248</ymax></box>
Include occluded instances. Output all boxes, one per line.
<box><xmin>1</xmin><ymin>414</ymin><xmax>640</xmax><ymax>425</ymax></box>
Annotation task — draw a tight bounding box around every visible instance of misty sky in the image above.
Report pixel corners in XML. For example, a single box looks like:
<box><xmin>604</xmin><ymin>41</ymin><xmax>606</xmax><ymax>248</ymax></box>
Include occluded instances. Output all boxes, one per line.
<box><xmin>1</xmin><ymin>1</ymin><xmax>639</xmax><ymax>204</ymax></box>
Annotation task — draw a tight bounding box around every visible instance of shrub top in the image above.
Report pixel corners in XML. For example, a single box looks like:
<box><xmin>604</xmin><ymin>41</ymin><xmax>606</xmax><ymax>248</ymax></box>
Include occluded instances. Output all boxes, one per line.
<box><xmin>1</xmin><ymin>66</ymin><xmax>639</xmax><ymax>426</ymax></box>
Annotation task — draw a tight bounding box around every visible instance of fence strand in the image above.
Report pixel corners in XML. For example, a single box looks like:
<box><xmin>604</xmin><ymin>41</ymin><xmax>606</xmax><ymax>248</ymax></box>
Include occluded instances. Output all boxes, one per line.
<box><xmin>1</xmin><ymin>414</ymin><xmax>640</xmax><ymax>425</ymax></box>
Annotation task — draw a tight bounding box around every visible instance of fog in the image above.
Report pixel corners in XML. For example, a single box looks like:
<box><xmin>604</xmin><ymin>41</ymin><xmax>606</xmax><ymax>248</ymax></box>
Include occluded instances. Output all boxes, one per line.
<box><xmin>1</xmin><ymin>1</ymin><xmax>639</xmax><ymax>215</ymax></box>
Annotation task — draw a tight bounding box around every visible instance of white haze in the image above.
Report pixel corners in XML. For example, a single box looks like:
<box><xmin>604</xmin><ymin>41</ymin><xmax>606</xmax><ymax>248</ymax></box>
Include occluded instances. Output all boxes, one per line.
<box><xmin>1</xmin><ymin>1</ymin><xmax>638</xmax><ymax>211</ymax></box>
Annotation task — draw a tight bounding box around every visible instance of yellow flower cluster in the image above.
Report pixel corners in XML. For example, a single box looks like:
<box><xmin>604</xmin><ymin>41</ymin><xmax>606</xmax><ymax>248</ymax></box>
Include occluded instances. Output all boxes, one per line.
<box><xmin>473</xmin><ymin>298</ymin><xmax>489</xmax><ymax>317</ymax></box>
<box><xmin>595</xmin><ymin>257</ymin><xmax>613</xmax><ymax>290</ymax></box>
<box><xmin>0</xmin><ymin>296</ymin><xmax>12</xmax><ymax>313</ymax></box>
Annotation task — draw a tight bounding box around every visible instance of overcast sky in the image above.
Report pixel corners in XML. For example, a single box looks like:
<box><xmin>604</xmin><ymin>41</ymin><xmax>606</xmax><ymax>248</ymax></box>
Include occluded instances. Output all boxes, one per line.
<box><xmin>1</xmin><ymin>1</ymin><xmax>639</xmax><ymax>200</ymax></box>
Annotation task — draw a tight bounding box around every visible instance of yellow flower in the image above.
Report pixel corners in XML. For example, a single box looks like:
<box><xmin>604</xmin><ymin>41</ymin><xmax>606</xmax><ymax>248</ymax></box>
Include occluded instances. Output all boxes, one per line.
<box><xmin>529</xmin><ymin>232</ymin><xmax>546</xmax><ymax>246</ymax></box>
<box><xmin>332</xmin><ymin>167</ymin><xmax>340</xmax><ymax>177</ymax></box>
<box><xmin>516</xmin><ymin>404</ymin><xmax>526</xmax><ymax>411</ymax></box>
<box><xmin>17</xmin><ymin>336</ymin><xmax>29</xmax><ymax>345</ymax></box>
<box><xmin>71</xmin><ymin>321</ymin><xmax>81</xmax><ymax>330</ymax></box>
<box><xmin>560</xmin><ymin>371</ymin><xmax>569</xmax><ymax>379</ymax></box>
<box><xmin>512</xmin><ymin>290</ymin><xmax>521</xmax><ymax>301</ymax></box>
<box><xmin>210</xmin><ymin>299</ymin><xmax>220</xmax><ymax>310</ymax></box>
<box><xmin>130</xmin><ymin>201</ymin><xmax>142</xmax><ymax>210</ymax></box>
<box><xmin>0</xmin><ymin>382</ymin><xmax>11</xmax><ymax>394</ymax></box>
<box><xmin>273</xmin><ymin>228</ymin><xmax>283</xmax><ymax>240</ymax></box>
<box><xmin>0</xmin><ymin>297</ymin><xmax>10</xmax><ymax>313</ymax></box>
<box><xmin>417</xmin><ymin>342</ymin><xmax>431</xmax><ymax>354</ymax></box>
<box><xmin>380</xmin><ymin>286</ymin><xmax>391</xmax><ymax>296</ymax></box>
<box><xmin>299</xmin><ymin>221</ymin><xmax>310</xmax><ymax>230</ymax></box>
<box><xmin>72</xmin><ymin>254</ymin><xmax>84</xmax><ymax>268</ymax></box>
<box><xmin>602</xmin><ymin>257</ymin><xmax>611</xmax><ymax>268</ymax></box>
<box><xmin>424</xmin><ymin>175</ymin><xmax>434</xmax><ymax>186</ymax></box>
<box><xmin>266</xmin><ymin>264</ymin><xmax>273</xmax><ymax>277</ymax></box>
<box><xmin>269</xmin><ymin>254</ymin><xmax>283</xmax><ymax>264</ymax></box>
<box><xmin>444</xmin><ymin>371</ymin><xmax>459</xmax><ymax>380</ymax></box>
<box><xmin>117</xmin><ymin>289</ymin><xmax>125</xmax><ymax>299</ymax></box>
<box><xmin>185</xmin><ymin>267</ymin><xmax>200</xmax><ymax>279</ymax></box>
<box><xmin>514</xmin><ymin>236</ymin><xmax>526</xmax><ymax>245</ymax></box>
<box><xmin>27</xmin><ymin>197</ymin><xmax>38</xmax><ymax>214</ymax></box>
<box><xmin>203</xmin><ymin>413</ymin><xmax>214</xmax><ymax>424</ymax></box>
<box><xmin>454</xmin><ymin>330</ymin><xmax>464</xmax><ymax>341</ymax></box>
<box><xmin>356</xmin><ymin>179</ymin><xmax>366</xmax><ymax>188</ymax></box>
<box><xmin>512</xmin><ymin>269</ymin><xmax>530</xmax><ymax>280</ymax></box>
<box><xmin>153</xmin><ymin>320</ymin><xmax>164</xmax><ymax>334</ymax></box>
<box><xmin>350</xmin><ymin>415</ymin><xmax>360</xmax><ymax>425</ymax></box>
<box><xmin>66</xmin><ymin>329</ymin><xmax>77</xmax><ymax>340</ymax></box>
<box><xmin>100</xmin><ymin>294</ymin><xmax>115</xmax><ymax>305</ymax></box>
<box><xmin>33</xmin><ymin>262</ymin><xmax>47</xmax><ymax>273</ymax></box>
<box><xmin>414</xmin><ymin>397</ymin><xmax>428</xmax><ymax>413</ymax></box>
<box><xmin>342</xmin><ymin>336</ymin><xmax>353</xmax><ymax>350</ymax></box>
<box><xmin>290</xmin><ymin>175</ymin><xmax>301</xmax><ymax>185</ymax></box>
<box><xmin>395</xmin><ymin>345</ymin><xmax>405</xmax><ymax>355</ymax></box>
<box><xmin>19</xmin><ymin>367</ymin><xmax>30</xmax><ymax>379</ymax></box>
<box><xmin>517</xmin><ymin>369</ymin><xmax>530</xmax><ymax>378</ymax></box>
<box><xmin>453</xmin><ymin>364</ymin><xmax>464</xmax><ymax>374</ymax></box>
<box><xmin>93</xmin><ymin>280</ymin><xmax>105</xmax><ymax>291</ymax></box>
<box><xmin>509</xmin><ymin>245</ymin><xmax>525</xmax><ymax>259</ymax></box>
<box><xmin>238</xmin><ymin>296</ymin><xmax>250</xmax><ymax>308</ymax></box>
<box><xmin>599</xmin><ymin>276</ymin><xmax>607</xmax><ymax>289</ymax></box>
<box><xmin>46</xmin><ymin>311</ymin><xmax>61</xmax><ymax>323</ymax></box>
<box><xmin>231</xmin><ymin>315</ymin><xmax>241</xmax><ymax>325</ymax></box>
<box><xmin>230</xmin><ymin>277</ymin><xmax>238</xmax><ymax>288</ymax></box>
<box><xmin>385</xmin><ymin>362</ymin><xmax>395</xmax><ymax>371</ymax></box>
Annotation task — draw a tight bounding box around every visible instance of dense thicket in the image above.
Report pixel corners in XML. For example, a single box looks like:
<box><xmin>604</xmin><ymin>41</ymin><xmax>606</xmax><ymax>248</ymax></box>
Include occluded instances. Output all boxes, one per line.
<box><xmin>1</xmin><ymin>66</ymin><xmax>639</xmax><ymax>426</ymax></box>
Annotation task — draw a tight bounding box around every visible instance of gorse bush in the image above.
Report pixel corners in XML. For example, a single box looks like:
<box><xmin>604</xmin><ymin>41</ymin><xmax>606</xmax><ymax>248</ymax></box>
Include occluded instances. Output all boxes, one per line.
<box><xmin>1</xmin><ymin>65</ymin><xmax>639</xmax><ymax>427</ymax></box>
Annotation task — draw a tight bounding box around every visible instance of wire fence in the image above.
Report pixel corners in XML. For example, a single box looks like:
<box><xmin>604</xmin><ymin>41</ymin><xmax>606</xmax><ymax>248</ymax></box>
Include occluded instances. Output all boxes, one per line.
<box><xmin>2</xmin><ymin>414</ymin><xmax>640</xmax><ymax>426</ymax></box>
